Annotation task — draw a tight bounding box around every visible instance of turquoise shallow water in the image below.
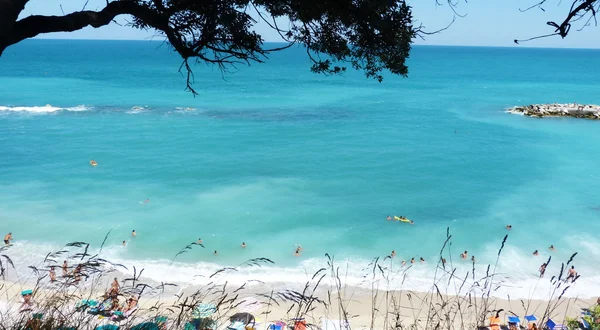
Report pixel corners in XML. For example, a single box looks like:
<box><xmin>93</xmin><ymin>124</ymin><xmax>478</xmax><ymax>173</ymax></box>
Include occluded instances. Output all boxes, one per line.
<box><xmin>1</xmin><ymin>40</ymin><xmax>600</xmax><ymax>297</ymax></box>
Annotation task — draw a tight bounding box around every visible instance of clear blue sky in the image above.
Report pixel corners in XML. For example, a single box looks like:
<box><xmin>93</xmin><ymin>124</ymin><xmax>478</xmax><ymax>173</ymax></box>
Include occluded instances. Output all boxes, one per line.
<box><xmin>23</xmin><ymin>0</ymin><xmax>600</xmax><ymax>48</ymax></box>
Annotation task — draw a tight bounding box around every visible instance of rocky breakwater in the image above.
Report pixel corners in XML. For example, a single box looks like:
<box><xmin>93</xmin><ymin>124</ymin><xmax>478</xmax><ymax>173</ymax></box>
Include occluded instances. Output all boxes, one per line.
<box><xmin>509</xmin><ymin>103</ymin><xmax>600</xmax><ymax>119</ymax></box>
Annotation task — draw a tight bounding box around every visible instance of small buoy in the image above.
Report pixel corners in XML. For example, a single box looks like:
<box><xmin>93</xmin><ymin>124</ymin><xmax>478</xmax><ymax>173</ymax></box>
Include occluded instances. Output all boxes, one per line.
<box><xmin>90</xmin><ymin>160</ymin><xmax>97</xmax><ymax>166</ymax></box>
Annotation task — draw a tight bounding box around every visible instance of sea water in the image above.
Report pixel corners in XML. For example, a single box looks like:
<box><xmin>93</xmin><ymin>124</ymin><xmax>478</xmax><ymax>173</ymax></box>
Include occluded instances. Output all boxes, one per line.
<box><xmin>1</xmin><ymin>40</ymin><xmax>600</xmax><ymax>299</ymax></box>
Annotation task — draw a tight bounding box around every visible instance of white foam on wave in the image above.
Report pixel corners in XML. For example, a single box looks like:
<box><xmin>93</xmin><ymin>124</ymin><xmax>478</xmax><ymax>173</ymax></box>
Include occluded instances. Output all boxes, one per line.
<box><xmin>126</xmin><ymin>105</ymin><xmax>150</xmax><ymax>114</ymax></box>
<box><xmin>4</xmin><ymin>240</ymin><xmax>600</xmax><ymax>300</ymax></box>
<box><xmin>0</xmin><ymin>104</ymin><xmax>91</xmax><ymax>113</ymax></box>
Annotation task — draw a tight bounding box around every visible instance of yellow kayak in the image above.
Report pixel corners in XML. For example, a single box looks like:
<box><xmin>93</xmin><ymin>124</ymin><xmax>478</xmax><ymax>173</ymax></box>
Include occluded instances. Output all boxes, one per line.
<box><xmin>394</xmin><ymin>216</ymin><xmax>412</xmax><ymax>223</ymax></box>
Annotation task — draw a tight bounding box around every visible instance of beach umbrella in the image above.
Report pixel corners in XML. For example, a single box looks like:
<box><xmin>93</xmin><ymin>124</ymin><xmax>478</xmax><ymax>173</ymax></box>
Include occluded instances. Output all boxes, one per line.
<box><xmin>230</xmin><ymin>312</ymin><xmax>255</xmax><ymax>324</ymax></box>
<box><xmin>508</xmin><ymin>316</ymin><xmax>520</xmax><ymax>324</ymax></box>
<box><xmin>192</xmin><ymin>303</ymin><xmax>217</xmax><ymax>319</ymax></box>
<box><xmin>525</xmin><ymin>315</ymin><xmax>537</xmax><ymax>322</ymax></box>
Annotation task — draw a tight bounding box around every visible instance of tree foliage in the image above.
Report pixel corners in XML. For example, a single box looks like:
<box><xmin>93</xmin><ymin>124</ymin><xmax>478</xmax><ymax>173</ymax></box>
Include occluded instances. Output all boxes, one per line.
<box><xmin>0</xmin><ymin>0</ymin><xmax>598</xmax><ymax>93</ymax></box>
<box><xmin>0</xmin><ymin>0</ymin><xmax>416</xmax><ymax>94</ymax></box>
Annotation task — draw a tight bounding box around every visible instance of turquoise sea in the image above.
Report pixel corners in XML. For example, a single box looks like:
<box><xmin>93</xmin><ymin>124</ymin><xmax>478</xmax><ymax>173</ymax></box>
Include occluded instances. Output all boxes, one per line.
<box><xmin>1</xmin><ymin>40</ymin><xmax>600</xmax><ymax>298</ymax></box>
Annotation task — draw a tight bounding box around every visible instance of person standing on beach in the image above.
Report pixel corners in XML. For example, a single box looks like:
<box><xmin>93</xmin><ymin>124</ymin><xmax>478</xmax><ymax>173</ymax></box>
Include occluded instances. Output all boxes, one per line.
<box><xmin>566</xmin><ymin>265</ymin><xmax>577</xmax><ymax>283</ymax></box>
<box><xmin>62</xmin><ymin>260</ymin><xmax>68</xmax><ymax>277</ymax></box>
<box><xmin>109</xmin><ymin>277</ymin><xmax>120</xmax><ymax>297</ymax></box>
<box><xmin>4</xmin><ymin>232</ymin><xmax>12</xmax><ymax>245</ymax></box>
<box><xmin>539</xmin><ymin>263</ymin><xmax>547</xmax><ymax>278</ymax></box>
<box><xmin>49</xmin><ymin>266</ymin><xmax>56</xmax><ymax>282</ymax></box>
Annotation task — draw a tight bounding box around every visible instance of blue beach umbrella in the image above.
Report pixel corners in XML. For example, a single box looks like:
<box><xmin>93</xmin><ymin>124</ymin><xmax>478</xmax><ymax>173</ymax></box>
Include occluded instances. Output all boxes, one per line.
<box><xmin>508</xmin><ymin>316</ymin><xmax>520</xmax><ymax>324</ymax></box>
<box><xmin>525</xmin><ymin>315</ymin><xmax>537</xmax><ymax>322</ymax></box>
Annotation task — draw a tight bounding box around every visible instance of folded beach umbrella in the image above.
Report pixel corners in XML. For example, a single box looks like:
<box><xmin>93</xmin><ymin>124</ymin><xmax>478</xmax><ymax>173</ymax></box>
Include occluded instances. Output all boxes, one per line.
<box><xmin>192</xmin><ymin>303</ymin><xmax>217</xmax><ymax>318</ymax></box>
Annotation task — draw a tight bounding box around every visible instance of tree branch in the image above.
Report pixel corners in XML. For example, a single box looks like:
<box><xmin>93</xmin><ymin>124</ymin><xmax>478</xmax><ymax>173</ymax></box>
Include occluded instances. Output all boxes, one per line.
<box><xmin>0</xmin><ymin>1</ymin><xmax>167</xmax><ymax>55</ymax></box>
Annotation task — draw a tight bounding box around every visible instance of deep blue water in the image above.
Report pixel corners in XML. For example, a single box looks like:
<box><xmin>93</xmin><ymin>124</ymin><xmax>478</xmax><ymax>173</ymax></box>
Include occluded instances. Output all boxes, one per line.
<box><xmin>1</xmin><ymin>39</ymin><xmax>600</xmax><ymax>297</ymax></box>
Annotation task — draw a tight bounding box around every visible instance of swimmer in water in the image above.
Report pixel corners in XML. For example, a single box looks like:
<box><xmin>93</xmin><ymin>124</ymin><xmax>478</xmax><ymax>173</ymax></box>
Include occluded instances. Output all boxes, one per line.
<box><xmin>122</xmin><ymin>240</ymin><xmax>126</xmax><ymax>246</ymax></box>
<box><xmin>241</xmin><ymin>242</ymin><xmax>246</xmax><ymax>249</ymax></box>
<box><xmin>401</xmin><ymin>260</ymin><xmax>406</xmax><ymax>266</ymax></box>
<box><xmin>539</xmin><ymin>263</ymin><xmax>547</xmax><ymax>278</ymax></box>
<box><xmin>4</xmin><ymin>232</ymin><xmax>12</xmax><ymax>245</ymax></box>
<box><xmin>90</xmin><ymin>160</ymin><xmax>97</xmax><ymax>166</ymax></box>
<box><xmin>386</xmin><ymin>215</ymin><xmax>392</xmax><ymax>221</ymax></box>
<box><xmin>506</xmin><ymin>225</ymin><xmax>512</xmax><ymax>230</ymax></box>
<box><xmin>391</xmin><ymin>250</ymin><xmax>396</xmax><ymax>258</ymax></box>
<box><xmin>131</xmin><ymin>230</ymin><xmax>136</xmax><ymax>237</ymax></box>
<box><xmin>441</xmin><ymin>258</ymin><xmax>447</xmax><ymax>266</ymax></box>
<box><xmin>533</xmin><ymin>250</ymin><xmax>538</xmax><ymax>256</ymax></box>
<box><xmin>409</xmin><ymin>220</ymin><xmax>414</xmax><ymax>225</ymax></box>
<box><xmin>294</xmin><ymin>248</ymin><xmax>301</xmax><ymax>257</ymax></box>
<box><xmin>198</xmin><ymin>238</ymin><xmax>203</xmax><ymax>244</ymax></box>
<box><xmin>549</xmin><ymin>245</ymin><xmax>556</xmax><ymax>251</ymax></box>
<box><xmin>142</xmin><ymin>198</ymin><xmax>150</xmax><ymax>204</ymax></box>
<box><xmin>460</xmin><ymin>251</ymin><xmax>468</xmax><ymax>260</ymax></box>
<box><xmin>214</xmin><ymin>250</ymin><xmax>218</xmax><ymax>256</ymax></box>
<box><xmin>471</xmin><ymin>256</ymin><xmax>476</xmax><ymax>263</ymax></box>
<box><xmin>420</xmin><ymin>257</ymin><xmax>425</xmax><ymax>263</ymax></box>
<box><xmin>410</xmin><ymin>258</ymin><xmax>415</xmax><ymax>264</ymax></box>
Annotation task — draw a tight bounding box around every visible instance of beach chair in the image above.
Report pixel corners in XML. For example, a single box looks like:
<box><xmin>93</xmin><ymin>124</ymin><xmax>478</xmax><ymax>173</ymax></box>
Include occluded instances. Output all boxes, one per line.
<box><xmin>581</xmin><ymin>318</ymin><xmax>590</xmax><ymax>329</ymax></box>
<box><xmin>292</xmin><ymin>318</ymin><xmax>307</xmax><ymax>330</ymax></box>
<box><xmin>545</xmin><ymin>319</ymin><xmax>567</xmax><ymax>330</ymax></box>
<box><xmin>321</xmin><ymin>319</ymin><xmax>350</xmax><ymax>330</ymax></box>
<box><xmin>507</xmin><ymin>316</ymin><xmax>520</xmax><ymax>330</ymax></box>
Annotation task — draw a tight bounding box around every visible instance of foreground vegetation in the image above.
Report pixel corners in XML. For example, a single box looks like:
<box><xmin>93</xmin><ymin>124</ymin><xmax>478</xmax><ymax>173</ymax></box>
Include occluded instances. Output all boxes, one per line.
<box><xmin>0</xmin><ymin>229</ymin><xmax>592</xmax><ymax>330</ymax></box>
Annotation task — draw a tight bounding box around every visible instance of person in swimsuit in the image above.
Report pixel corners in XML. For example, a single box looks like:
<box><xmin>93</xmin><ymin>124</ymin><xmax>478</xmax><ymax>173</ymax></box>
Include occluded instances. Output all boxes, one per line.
<box><xmin>49</xmin><ymin>266</ymin><xmax>56</xmax><ymax>282</ymax></box>
<box><xmin>4</xmin><ymin>232</ymin><xmax>12</xmax><ymax>245</ymax></box>
<box><xmin>506</xmin><ymin>225</ymin><xmax>512</xmax><ymax>230</ymax></box>
<box><xmin>441</xmin><ymin>258</ymin><xmax>447</xmax><ymax>267</ymax></box>
<box><xmin>391</xmin><ymin>250</ymin><xmax>396</xmax><ymax>258</ymax></box>
<box><xmin>122</xmin><ymin>240</ymin><xmax>126</xmax><ymax>246</ymax></box>
<box><xmin>214</xmin><ymin>250</ymin><xmax>218</xmax><ymax>256</ymax></box>
<box><xmin>62</xmin><ymin>260</ymin><xmax>68</xmax><ymax>277</ymax></box>
<box><xmin>460</xmin><ymin>251</ymin><xmax>468</xmax><ymax>260</ymax></box>
<box><xmin>386</xmin><ymin>215</ymin><xmax>392</xmax><ymax>221</ymax></box>
<box><xmin>420</xmin><ymin>257</ymin><xmax>425</xmax><ymax>263</ymax></box>
<box><xmin>197</xmin><ymin>238</ymin><xmax>203</xmax><ymax>244</ymax></box>
<box><xmin>410</xmin><ymin>257</ymin><xmax>415</xmax><ymax>264</ymax></box>
<box><xmin>401</xmin><ymin>260</ymin><xmax>406</xmax><ymax>266</ymax></box>
<box><xmin>294</xmin><ymin>248</ymin><xmax>301</xmax><ymax>256</ymax></box>
<box><xmin>549</xmin><ymin>245</ymin><xmax>556</xmax><ymax>251</ymax></box>
<box><xmin>566</xmin><ymin>266</ymin><xmax>577</xmax><ymax>283</ymax></box>
<box><xmin>539</xmin><ymin>263</ymin><xmax>547</xmax><ymax>278</ymax></box>
<box><xmin>533</xmin><ymin>250</ymin><xmax>539</xmax><ymax>256</ymax></box>
<box><xmin>471</xmin><ymin>255</ymin><xmax>476</xmax><ymax>263</ymax></box>
<box><xmin>131</xmin><ymin>230</ymin><xmax>136</xmax><ymax>237</ymax></box>
<box><xmin>241</xmin><ymin>242</ymin><xmax>246</xmax><ymax>248</ymax></box>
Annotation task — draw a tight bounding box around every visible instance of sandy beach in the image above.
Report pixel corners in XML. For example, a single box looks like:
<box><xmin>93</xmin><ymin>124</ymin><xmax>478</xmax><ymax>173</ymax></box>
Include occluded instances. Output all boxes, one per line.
<box><xmin>1</xmin><ymin>268</ymin><xmax>596</xmax><ymax>330</ymax></box>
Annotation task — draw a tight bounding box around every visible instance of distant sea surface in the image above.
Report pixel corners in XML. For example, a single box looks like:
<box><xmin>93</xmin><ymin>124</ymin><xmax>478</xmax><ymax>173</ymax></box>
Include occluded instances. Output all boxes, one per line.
<box><xmin>1</xmin><ymin>40</ymin><xmax>600</xmax><ymax>298</ymax></box>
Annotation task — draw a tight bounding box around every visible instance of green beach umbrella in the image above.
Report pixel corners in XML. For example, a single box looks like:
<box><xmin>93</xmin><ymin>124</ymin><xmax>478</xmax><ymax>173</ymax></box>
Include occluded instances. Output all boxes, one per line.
<box><xmin>192</xmin><ymin>303</ymin><xmax>217</xmax><ymax>319</ymax></box>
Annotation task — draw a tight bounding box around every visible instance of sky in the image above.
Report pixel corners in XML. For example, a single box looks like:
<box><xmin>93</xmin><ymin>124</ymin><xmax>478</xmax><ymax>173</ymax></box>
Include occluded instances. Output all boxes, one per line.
<box><xmin>21</xmin><ymin>0</ymin><xmax>600</xmax><ymax>48</ymax></box>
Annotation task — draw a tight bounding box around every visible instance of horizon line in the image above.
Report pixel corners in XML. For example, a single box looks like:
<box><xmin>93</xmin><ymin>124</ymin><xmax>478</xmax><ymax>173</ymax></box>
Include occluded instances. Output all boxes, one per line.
<box><xmin>30</xmin><ymin>37</ymin><xmax>600</xmax><ymax>51</ymax></box>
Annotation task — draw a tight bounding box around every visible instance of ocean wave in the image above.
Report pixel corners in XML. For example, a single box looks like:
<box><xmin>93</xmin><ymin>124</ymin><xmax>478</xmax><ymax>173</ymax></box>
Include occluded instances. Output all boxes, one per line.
<box><xmin>4</xmin><ymin>240</ymin><xmax>600</xmax><ymax>300</ymax></box>
<box><xmin>0</xmin><ymin>104</ymin><xmax>91</xmax><ymax>113</ymax></box>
